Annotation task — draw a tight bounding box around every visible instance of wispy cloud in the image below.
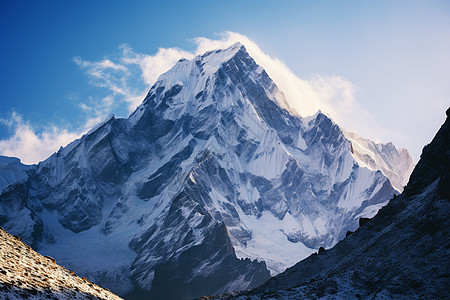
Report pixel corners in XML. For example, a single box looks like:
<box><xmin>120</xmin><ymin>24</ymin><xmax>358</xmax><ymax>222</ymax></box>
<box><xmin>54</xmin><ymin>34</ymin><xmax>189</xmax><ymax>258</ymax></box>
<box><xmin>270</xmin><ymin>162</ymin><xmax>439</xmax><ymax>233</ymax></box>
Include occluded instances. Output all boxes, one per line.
<box><xmin>120</xmin><ymin>44</ymin><xmax>194</xmax><ymax>87</ymax></box>
<box><xmin>0</xmin><ymin>112</ymin><xmax>81</xmax><ymax>165</ymax></box>
<box><xmin>0</xmin><ymin>31</ymin><xmax>385</xmax><ymax>164</ymax></box>
<box><xmin>73</xmin><ymin>56</ymin><xmax>145</xmax><ymax>113</ymax></box>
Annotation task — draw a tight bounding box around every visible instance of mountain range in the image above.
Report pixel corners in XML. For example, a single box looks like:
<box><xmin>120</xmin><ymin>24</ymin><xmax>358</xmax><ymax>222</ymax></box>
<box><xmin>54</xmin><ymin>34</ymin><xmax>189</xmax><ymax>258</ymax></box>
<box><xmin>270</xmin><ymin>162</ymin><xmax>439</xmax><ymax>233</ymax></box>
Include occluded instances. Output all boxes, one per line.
<box><xmin>0</xmin><ymin>43</ymin><xmax>414</xmax><ymax>299</ymax></box>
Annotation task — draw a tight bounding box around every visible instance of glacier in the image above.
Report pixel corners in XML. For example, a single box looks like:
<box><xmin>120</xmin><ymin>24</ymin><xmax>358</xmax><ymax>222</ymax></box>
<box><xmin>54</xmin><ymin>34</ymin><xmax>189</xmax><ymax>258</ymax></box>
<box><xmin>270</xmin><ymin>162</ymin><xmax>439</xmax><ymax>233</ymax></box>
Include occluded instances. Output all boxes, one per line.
<box><xmin>0</xmin><ymin>43</ymin><xmax>414</xmax><ymax>299</ymax></box>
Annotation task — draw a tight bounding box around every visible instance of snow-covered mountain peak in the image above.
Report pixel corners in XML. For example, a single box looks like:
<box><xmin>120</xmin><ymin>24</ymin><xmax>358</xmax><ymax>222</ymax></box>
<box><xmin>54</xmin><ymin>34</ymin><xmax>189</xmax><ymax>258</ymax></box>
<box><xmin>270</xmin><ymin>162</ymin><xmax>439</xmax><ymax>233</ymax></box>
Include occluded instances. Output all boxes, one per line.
<box><xmin>0</xmin><ymin>44</ymin><xmax>416</xmax><ymax>299</ymax></box>
<box><xmin>130</xmin><ymin>41</ymin><xmax>277</xmax><ymax>129</ymax></box>
<box><xmin>151</xmin><ymin>42</ymin><xmax>245</xmax><ymax>89</ymax></box>
<box><xmin>197</xmin><ymin>42</ymin><xmax>245</xmax><ymax>73</ymax></box>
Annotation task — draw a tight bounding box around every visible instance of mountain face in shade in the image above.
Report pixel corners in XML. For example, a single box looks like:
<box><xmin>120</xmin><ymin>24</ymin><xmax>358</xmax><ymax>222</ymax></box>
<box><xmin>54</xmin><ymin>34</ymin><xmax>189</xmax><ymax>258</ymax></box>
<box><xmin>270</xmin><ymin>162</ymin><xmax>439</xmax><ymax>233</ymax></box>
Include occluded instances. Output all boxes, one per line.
<box><xmin>223</xmin><ymin>108</ymin><xmax>449</xmax><ymax>299</ymax></box>
<box><xmin>0</xmin><ymin>156</ymin><xmax>33</xmax><ymax>192</ymax></box>
<box><xmin>0</xmin><ymin>43</ymin><xmax>414</xmax><ymax>299</ymax></box>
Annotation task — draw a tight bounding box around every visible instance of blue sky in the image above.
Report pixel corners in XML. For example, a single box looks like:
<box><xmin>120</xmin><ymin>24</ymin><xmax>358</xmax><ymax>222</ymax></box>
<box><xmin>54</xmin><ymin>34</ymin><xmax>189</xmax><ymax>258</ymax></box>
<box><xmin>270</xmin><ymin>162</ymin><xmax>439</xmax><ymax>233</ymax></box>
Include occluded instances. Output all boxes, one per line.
<box><xmin>1</xmin><ymin>0</ymin><xmax>449</xmax><ymax>164</ymax></box>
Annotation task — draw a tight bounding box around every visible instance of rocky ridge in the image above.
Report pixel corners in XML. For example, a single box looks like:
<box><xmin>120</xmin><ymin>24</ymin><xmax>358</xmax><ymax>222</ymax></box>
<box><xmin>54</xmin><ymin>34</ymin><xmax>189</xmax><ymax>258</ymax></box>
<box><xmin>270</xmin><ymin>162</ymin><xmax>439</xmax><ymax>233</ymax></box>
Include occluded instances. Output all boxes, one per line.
<box><xmin>0</xmin><ymin>226</ymin><xmax>122</xmax><ymax>300</ymax></box>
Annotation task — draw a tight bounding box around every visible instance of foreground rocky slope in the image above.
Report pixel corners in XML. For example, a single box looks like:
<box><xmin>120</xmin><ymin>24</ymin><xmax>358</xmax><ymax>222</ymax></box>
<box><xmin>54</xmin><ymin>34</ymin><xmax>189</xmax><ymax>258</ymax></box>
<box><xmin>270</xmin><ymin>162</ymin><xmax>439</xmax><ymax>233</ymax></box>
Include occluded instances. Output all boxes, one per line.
<box><xmin>0</xmin><ymin>226</ymin><xmax>122</xmax><ymax>300</ymax></box>
<box><xmin>0</xmin><ymin>43</ymin><xmax>414</xmax><ymax>299</ymax></box>
<box><xmin>212</xmin><ymin>108</ymin><xmax>450</xmax><ymax>299</ymax></box>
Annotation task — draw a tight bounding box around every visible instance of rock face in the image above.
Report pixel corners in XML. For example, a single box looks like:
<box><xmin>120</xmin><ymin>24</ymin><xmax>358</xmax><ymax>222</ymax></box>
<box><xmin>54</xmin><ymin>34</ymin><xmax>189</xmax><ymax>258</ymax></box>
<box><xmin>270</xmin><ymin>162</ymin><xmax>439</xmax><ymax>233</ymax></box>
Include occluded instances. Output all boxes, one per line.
<box><xmin>0</xmin><ymin>43</ymin><xmax>414</xmax><ymax>299</ymax></box>
<box><xmin>0</xmin><ymin>226</ymin><xmax>122</xmax><ymax>300</ymax></box>
<box><xmin>222</xmin><ymin>108</ymin><xmax>450</xmax><ymax>299</ymax></box>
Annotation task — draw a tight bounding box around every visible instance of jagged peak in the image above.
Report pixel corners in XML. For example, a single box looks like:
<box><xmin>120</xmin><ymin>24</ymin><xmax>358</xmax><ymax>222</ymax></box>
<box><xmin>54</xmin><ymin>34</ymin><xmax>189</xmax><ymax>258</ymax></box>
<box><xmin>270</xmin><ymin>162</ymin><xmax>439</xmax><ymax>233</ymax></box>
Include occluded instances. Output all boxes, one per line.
<box><xmin>152</xmin><ymin>42</ymin><xmax>249</xmax><ymax>89</ymax></box>
<box><xmin>198</xmin><ymin>42</ymin><xmax>245</xmax><ymax>59</ymax></box>
<box><xmin>130</xmin><ymin>42</ymin><xmax>270</xmax><ymax>124</ymax></box>
<box><xmin>302</xmin><ymin>109</ymin><xmax>337</xmax><ymax>131</ymax></box>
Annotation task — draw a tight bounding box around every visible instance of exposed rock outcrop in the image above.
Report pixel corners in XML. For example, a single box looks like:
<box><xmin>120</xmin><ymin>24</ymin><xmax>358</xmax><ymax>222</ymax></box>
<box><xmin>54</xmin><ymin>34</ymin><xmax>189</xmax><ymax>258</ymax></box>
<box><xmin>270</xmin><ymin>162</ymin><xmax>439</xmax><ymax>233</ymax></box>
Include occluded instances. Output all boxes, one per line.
<box><xmin>0</xmin><ymin>227</ymin><xmax>122</xmax><ymax>300</ymax></box>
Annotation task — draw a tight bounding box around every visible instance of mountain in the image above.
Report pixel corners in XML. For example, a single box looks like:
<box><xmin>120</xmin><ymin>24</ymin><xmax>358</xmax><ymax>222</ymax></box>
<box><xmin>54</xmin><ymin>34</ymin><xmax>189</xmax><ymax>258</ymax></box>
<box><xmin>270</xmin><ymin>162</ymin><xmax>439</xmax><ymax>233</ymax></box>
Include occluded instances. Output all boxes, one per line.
<box><xmin>219</xmin><ymin>108</ymin><xmax>450</xmax><ymax>299</ymax></box>
<box><xmin>0</xmin><ymin>43</ymin><xmax>414</xmax><ymax>299</ymax></box>
<box><xmin>0</xmin><ymin>226</ymin><xmax>122</xmax><ymax>300</ymax></box>
<box><xmin>0</xmin><ymin>156</ymin><xmax>33</xmax><ymax>192</ymax></box>
<box><xmin>343</xmin><ymin>130</ymin><xmax>414</xmax><ymax>192</ymax></box>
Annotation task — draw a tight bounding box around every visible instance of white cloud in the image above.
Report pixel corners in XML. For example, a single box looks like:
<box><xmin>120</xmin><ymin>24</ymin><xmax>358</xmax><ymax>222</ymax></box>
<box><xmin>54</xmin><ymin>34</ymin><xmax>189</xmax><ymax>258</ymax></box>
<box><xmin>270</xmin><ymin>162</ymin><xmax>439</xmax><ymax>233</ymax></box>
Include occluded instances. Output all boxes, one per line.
<box><xmin>0</xmin><ymin>31</ymin><xmax>385</xmax><ymax>164</ymax></box>
<box><xmin>0</xmin><ymin>112</ymin><xmax>81</xmax><ymax>165</ymax></box>
<box><xmin>120</xmin><ymin>44</ymin><xmax>194</xmax><ymax>86</ymax></box>
<box><xmin>74</xmin><ymin>56</ymin><xmax>141</xmax><ymax>112</ymax></box>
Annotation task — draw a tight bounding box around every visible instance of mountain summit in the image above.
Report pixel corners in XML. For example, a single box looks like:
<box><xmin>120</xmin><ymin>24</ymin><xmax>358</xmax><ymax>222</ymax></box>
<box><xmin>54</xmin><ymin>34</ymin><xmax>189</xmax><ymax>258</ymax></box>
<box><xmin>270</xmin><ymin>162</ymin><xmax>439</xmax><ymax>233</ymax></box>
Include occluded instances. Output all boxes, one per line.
<box><xmin>0</xmin><ymin>44</ymin><xmax>414</xmax><ymax>299</ymax></box>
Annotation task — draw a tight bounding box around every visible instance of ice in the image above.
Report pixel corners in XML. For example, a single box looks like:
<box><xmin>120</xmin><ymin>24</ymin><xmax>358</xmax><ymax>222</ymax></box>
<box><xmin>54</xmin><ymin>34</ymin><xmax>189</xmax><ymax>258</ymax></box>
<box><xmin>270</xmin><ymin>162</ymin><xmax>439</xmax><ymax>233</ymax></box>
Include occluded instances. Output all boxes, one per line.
<box><xmin>233</xmin><ymin>211</ymin><xmax>315</xmax><ymax>275</ymax></box>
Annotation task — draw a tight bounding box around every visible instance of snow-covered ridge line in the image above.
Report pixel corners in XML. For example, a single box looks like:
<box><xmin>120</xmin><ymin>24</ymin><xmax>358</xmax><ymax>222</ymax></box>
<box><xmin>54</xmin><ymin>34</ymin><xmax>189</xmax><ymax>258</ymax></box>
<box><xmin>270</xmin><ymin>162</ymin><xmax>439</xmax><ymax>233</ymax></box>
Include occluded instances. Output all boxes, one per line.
<box><xmin>0</xmin><ymin>155</ymin><xmax>34</xmax><ymax>192</ymax></box>
<box><xmin>343</xmin><ymin>129</ymin><xmax>414</xmax><ymax>192</ymax></box>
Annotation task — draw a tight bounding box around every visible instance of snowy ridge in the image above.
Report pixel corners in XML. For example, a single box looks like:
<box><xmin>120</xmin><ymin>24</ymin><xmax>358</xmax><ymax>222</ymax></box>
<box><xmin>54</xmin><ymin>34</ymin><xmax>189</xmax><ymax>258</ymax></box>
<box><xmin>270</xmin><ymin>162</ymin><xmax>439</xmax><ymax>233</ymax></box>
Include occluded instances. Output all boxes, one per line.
<box><xmin>344</xmin><ymin>130</ymin><xmax>414</xmax><ymax>192</ymax></box>
<box><xmin>0</xmin><ymin>156</ymin><xmax>33</xmax><ymax>192</ymax></box>
<box><xmin>0</xmin><ymin>44</ymin><xmax>413</xmax><ymax>299</ymax></box>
